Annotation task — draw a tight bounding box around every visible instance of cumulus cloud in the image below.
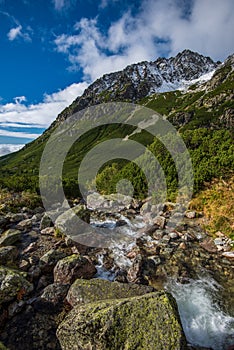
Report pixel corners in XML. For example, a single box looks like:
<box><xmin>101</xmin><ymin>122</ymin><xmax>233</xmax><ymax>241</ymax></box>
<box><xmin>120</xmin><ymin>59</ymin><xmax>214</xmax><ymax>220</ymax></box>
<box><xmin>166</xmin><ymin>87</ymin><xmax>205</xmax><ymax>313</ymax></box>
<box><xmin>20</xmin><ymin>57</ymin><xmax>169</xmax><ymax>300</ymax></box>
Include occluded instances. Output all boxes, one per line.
<box><xmin>7</xmin><ymin>25</ymin><xmax>32</xmax><ymax>42</ymax></box>
<box><xmin>54</xmin><ymin>0</ymin><xmax>234</xmax><ymax>82</ymax></box>
<box><xmin>0</xmin><ymin>82</ymin><xmax>88</xmax><ymax>130</ymax></box>
<box><xmin>0</xmin><ymin>144</ymin><xmax>24</xmax><ymax>157</ymax></box>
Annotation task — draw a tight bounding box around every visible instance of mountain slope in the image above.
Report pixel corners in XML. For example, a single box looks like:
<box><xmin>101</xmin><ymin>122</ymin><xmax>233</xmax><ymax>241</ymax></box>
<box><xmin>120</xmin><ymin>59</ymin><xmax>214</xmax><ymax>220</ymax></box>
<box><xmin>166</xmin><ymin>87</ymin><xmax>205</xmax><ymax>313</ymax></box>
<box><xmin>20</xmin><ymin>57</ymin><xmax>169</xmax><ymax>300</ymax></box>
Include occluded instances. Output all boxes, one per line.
<box><xmin>54</xmin><ymin>49</ymin><xmax>218</xmax><ymax>126</ymax></box>
<box><xmin>0</xmin><ymin>50</ymin><xmax>233</xmax><ymax>200</ymax></box>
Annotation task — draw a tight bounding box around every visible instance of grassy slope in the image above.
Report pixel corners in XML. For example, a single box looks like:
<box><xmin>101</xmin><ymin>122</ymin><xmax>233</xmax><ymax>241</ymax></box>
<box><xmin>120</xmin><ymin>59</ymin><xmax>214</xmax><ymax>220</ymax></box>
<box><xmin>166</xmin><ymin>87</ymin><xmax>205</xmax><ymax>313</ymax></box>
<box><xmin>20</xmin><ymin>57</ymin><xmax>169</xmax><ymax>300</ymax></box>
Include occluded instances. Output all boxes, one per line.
<box><xmin>0</xmin><ymin>59</ymin><xmax>233</xmax><ymax>235</ymax></box>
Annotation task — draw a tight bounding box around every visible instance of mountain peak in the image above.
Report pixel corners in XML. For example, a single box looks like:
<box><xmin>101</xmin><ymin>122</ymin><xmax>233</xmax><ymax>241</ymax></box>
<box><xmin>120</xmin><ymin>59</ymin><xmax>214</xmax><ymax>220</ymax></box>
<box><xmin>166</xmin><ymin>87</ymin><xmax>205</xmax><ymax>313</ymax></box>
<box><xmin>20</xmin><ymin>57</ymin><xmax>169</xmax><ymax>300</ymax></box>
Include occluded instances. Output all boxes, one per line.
<box><xmin>55</xmin><ymin>50</ymin><xmax>219</xmax><ymax>125</ymax></box>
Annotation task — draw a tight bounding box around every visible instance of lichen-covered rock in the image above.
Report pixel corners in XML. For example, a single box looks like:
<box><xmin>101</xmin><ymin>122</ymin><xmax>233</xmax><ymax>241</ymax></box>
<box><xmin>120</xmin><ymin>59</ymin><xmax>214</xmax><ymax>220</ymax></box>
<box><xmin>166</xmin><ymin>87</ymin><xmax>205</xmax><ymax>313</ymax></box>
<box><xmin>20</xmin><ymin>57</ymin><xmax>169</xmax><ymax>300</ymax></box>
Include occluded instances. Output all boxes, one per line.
<box><xmin>39</xmin><ymin>249</ymin><xmax>67</xmax><ymax>273</ymax></box>
<box><xmin>34</xmin><ymin>283</ymin><xmax>70</xmax><ymax>313</ymax></box>
<box><xmin>66</xmin><ymin>278</ymin><xmax>154</xmax><ymax>307</ymax></box>
<box><xmin>57</xmin><ymin>291</ymin><xmax>187</xmax><ymax>350</ymax></box>
<box><xmin>0</xmin><ymin>246</ymin><xmax>18</xmax><ymax>266</ymax></box>
<box><xmin>0</xmin><ymin>229</ymin><xmax>22</xmax><ymax>246</ymax></box>
<box><xmin>0</xmin><ymin>266</ymin><xmax>33</xmax><ymax>306</ymax></box>
<box><xmin>53</xmin><ymin>254</ymin><xmax>97</xmax><ymax>284</ymax></box>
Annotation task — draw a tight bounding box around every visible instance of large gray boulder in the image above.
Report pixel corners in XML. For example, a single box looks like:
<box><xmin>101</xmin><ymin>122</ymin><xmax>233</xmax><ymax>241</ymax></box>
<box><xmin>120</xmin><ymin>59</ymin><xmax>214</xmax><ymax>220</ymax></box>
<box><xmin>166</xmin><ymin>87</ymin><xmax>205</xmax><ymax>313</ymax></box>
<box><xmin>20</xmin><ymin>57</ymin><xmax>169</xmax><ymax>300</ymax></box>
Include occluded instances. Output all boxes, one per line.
<box><xmin>57</xmin><ymin>291</ymin><xmax>187</xmax><ymax>350</ymax></box>
<box><xmin>66</xmin><ymin>278</ymin><xmax>154</xmax><ymax>307</ymax></box>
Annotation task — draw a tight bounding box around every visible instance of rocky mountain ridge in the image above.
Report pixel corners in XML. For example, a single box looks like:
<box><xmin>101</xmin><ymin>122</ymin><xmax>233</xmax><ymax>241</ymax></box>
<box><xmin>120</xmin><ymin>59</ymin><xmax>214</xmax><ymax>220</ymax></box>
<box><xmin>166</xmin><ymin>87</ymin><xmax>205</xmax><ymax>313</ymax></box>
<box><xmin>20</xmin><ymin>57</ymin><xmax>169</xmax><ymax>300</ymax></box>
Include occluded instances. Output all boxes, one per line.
<box><xmin>54</xmin><ymin>49</ymin><xmax>219</xmax><ymax>125</ymax></box>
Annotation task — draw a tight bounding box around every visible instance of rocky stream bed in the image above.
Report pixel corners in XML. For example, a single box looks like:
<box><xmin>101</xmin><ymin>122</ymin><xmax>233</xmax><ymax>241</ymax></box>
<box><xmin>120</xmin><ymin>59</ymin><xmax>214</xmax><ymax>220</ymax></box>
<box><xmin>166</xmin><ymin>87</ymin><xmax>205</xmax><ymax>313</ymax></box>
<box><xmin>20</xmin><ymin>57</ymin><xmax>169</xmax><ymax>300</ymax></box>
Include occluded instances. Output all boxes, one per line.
<box><xmin>0</xmin><ymin>193</ymin><xmax>234</xmax><ymax>350</ymax></box>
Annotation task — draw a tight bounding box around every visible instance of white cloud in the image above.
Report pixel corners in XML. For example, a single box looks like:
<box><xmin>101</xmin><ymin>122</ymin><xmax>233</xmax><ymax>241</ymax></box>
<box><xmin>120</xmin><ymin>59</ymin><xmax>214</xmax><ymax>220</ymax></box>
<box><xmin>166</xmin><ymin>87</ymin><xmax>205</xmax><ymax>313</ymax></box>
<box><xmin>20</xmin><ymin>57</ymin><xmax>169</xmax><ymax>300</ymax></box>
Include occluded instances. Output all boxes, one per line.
<box><xmin>54</xmin><ymin>0</ymin><xmax>234</xmax><ymax>82</ymax></box>
<box><xmin>0</xmin><ymin>82</ymin><xmax>88</xmax><ymax>131</ymax></box>
<box><xmin>0</xmin><ymin>129</ymin><xmax>39</xmax><ymax>139</ymax></box>
<box><xmin>53</xmin><ymin>0</ymin><xmax>65</xmax><ymax>11</ymax></box>
<box><xmin>7</xmin><ymin>25</ymin><xmax>32</xmax><ymax>42</ymax></box>
<box><xmin>0</xmin><ymin>122</ymin><xmax>43</xmax><ymax>129</ymax></box>
<box><xmin>14</xmin><ymin>96</ymin><xmax>27</xmax><ymax>104</ymax></box>
<box><xmin>0</xmin><ymin>144</ymin><xmax>24</xmax><ymax>157</ymax></box>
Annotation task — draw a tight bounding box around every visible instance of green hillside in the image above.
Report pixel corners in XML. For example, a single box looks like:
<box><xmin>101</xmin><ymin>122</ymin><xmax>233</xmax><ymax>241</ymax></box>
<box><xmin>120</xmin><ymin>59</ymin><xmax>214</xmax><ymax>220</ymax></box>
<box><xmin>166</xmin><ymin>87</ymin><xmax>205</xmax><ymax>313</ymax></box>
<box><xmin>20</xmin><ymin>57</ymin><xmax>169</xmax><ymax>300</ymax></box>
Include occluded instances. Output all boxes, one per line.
<box><xmin>0</xmin><ymin>55</ymin><xmax>233</xmax><ymax>220</ymax></box>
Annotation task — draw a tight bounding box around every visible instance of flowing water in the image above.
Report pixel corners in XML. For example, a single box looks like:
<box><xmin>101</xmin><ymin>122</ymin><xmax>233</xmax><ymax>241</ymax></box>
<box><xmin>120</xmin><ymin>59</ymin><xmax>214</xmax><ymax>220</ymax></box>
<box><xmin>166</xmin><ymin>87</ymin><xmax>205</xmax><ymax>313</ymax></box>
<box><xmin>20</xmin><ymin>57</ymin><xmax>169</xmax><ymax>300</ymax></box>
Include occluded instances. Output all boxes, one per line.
<box><xmin>92</xmin><ymin>216</ymin><xmax>234</xmax><ymax>350</ymax></box>
<box><xmin>166</xmin><ymin>277</ymin><xmax>234</xmax><ymax>350</ymax></box>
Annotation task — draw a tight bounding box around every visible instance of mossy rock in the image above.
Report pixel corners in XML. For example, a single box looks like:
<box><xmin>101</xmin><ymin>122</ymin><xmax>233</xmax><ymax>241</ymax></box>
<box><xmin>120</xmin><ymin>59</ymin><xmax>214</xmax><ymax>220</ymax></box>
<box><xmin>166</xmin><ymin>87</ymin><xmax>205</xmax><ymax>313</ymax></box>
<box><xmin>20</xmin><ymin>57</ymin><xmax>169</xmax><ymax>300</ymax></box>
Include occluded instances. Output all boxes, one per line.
<box><xmin>57</xmin><ymin>291</ymin><xmax>187</xmax><ymax>350</ymax></box>
<box><xmin>67</xmin><ymin>278</ymin><xmax>154</xmax><ymax>307</ymax></box>
<box><xmin>0</xmin><ymin>266</ymin><xmax>33</xmax><ymax>306</ymax></box>
<box><xmin>0</xmin><ymin>229</ymin><xmax>21</xmax><ymax>246</ymax></box>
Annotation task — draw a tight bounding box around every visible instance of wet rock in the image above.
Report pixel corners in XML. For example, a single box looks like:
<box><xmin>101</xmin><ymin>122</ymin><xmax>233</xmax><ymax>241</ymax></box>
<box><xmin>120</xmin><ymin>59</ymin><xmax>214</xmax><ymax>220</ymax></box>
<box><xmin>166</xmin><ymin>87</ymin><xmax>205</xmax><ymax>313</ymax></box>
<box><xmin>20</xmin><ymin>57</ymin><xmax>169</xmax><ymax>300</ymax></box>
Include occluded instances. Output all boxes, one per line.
<box><xmin>0</xmin><ymin>246</ymin><xmax>18</xmax><ymax>266</ymax></box>
<box><xmin>54</xmin><ymin>254</ymin><xmax>97</xmax><ymax>284</ymax></box>
<box><xmin>0</xmin><ymin>229</ymin><xmax>22</xmax><ymax>246</ymax></box>
<box><xmin>0</xmin><ymin>266</ymin><xmax>33</xmax><ymax>306</ymax></box>
<box><xmin>57</xmin><ymin>291</ymin><xmax>187</xmax><ymax>350</ymax></box>
<box><xmin>66</xmin><ymin>278</ymin><xmax>154</xmax><ymax>307</ymax></box>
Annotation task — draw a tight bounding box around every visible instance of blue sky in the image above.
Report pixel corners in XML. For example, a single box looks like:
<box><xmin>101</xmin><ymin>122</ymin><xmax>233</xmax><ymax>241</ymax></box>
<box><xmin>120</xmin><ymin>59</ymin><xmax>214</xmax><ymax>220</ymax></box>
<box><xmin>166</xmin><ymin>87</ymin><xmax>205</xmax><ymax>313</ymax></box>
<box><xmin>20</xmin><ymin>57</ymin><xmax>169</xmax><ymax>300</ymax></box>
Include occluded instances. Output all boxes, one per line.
<box><xmin>0</xmin><ymin>0</ymin><xmax>233</xmax><ymax>155</ymax></box>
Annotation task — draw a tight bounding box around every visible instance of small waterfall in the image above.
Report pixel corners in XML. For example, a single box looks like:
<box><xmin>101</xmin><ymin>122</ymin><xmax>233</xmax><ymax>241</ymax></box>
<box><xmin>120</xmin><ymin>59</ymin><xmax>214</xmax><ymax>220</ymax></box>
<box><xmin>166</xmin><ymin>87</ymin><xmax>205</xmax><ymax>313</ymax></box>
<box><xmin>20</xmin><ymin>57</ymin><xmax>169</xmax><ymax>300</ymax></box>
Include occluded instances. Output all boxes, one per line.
<box><xmin>166</xmin><ymin>277</ymin><xmax>234</xmax><ymax>350</ymax></box>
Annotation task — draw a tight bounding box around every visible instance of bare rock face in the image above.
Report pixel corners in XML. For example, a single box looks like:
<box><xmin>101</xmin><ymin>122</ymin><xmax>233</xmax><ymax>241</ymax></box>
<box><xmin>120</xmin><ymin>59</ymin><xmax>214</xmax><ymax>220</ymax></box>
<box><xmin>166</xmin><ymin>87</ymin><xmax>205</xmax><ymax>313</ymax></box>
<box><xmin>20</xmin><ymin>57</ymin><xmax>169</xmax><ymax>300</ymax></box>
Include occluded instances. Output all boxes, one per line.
<box><xmin>57</xmin><ymin>291</ymin><xmax>187</xmax><ymax>350</ymax></box>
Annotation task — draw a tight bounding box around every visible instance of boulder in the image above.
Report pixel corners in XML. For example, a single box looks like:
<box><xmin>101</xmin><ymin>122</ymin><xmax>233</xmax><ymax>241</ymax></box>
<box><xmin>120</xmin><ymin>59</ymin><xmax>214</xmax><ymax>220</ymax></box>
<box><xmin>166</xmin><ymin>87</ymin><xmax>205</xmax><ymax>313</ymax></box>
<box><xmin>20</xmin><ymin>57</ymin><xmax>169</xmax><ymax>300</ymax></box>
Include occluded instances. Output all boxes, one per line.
<box><xmin>87</xmin><ymin>192</ymin><xmax>133</xmax><ymax>212</ymax></box>
<box><xmin>0</xmin><ymin>266</ymin><xmax>33</xmax><ymax>306</ymax></box>
<box><xmin>66</xmin><ymin>278</ymin><xmax>154</xmax><ymax>307</ymax></box>
<box><xmin>55</xmin><ymin>205</ymin><xmax>90</xmax><ymax>237</ymax></box>
<box><xmin>54</xmin><ymin>254</ymin><xmax>97</xmax><ymax>284</ymax></box>
<box><xmin>57</xmin><ymin>291</ymin><xmax>187</xmax><ymax>350</ymax></box>
<box><xmin>0</xmin><ymin>246</ymin><xmax>18</xmax><ymax>265</ymax></box>
<box><xmin>39</xmin><ymin>249</ymin><xmax>67</xmax><ymax>273</ymax></box>
<box><xmin>0</xmin><ymin>229</ymin><xmax>22</xmax><ymax>246</ymax></box>
<box><xmin>40</xmin><ymin>213</ymin><xmax>53</xmax><ymax>230</ymax></box>
<box><xmin>16</xmin><ymin>219</ymin><xmax>33</xmax><ymax>231</ymax></box>
<box><xmin>34</xmin><ymin>283</ymin><xmax>70</xmax><ymax>313</ymax></box>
